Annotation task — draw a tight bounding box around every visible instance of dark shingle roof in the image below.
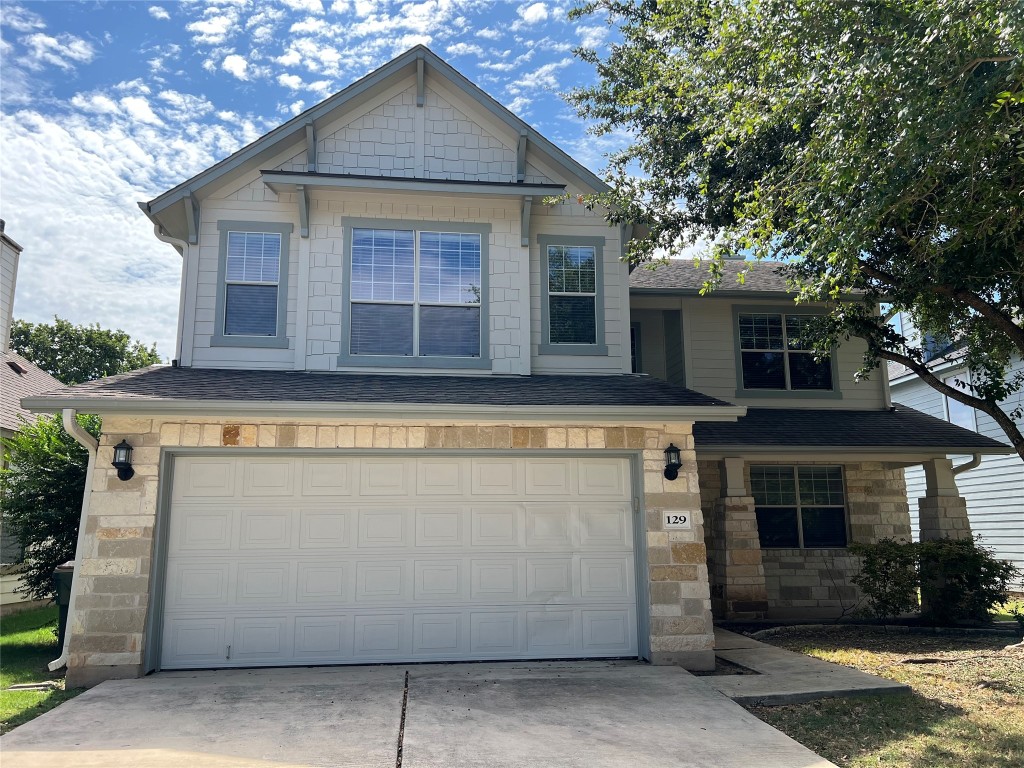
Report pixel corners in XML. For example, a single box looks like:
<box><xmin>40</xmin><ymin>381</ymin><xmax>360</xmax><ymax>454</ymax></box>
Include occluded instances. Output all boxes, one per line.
<box><xmin>22</xmin><ymin>365</ymin><xmax>736</xmax><ymax>411</ymax></box>
<box><xmin>630</xmin><ymin>259</ymin><xmax>793</xmax><ymax>293</ymax></box>
<box><xmin>693</xmin><ymin>407</ymin><xmax>1011</xmax><ymax>453</ymax></box>
<box><xmin>1</xmin><ymin>350</ymin><xmax>63</xmax><ymax>432</ymax></box>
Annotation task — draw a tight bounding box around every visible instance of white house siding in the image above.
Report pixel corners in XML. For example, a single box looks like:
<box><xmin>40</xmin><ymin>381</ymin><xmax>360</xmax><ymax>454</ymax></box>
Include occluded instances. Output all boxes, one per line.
<box><xmin>629</xmin><ymin>294</ymin><xmax>888</xmax><ymax>410</ymax></box>
<box><xmin>1</xmin><ymin>234</ymin><xmax>20</xmax><ymax>351</ymax></box>
<box><xmin>893</xmin><ymin>359</ymin><xmax>1024</xmax><ymax>587</ymax></box>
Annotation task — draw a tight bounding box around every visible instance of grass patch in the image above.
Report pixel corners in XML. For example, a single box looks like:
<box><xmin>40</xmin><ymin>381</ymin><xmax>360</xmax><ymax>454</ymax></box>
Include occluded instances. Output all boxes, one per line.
<box><xmin>0</xmin><ymin>605</ymin><xmax>82</xmax><ymax>733</ymax></box>
<box><xmin>747</xmin><ymin>626</ymin><xmax>1024</xmax><ymax>767</ymax></box>
<box><xmin>992</xmin><ymin>599</ymin><xmax>1024</xmax><ymax>624</ymax></box>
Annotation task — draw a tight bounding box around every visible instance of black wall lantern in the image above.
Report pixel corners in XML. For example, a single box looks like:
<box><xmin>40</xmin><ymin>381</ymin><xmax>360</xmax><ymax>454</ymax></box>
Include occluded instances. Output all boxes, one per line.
<box><xmin>111</xmin><ymin>440</ymin><xmax>135</xmax><ymax>481</ymax></box>
<box><xmin>663</xmin><ymin>443</ymin><xmax>682</xmax><ymax>481</ymax></box>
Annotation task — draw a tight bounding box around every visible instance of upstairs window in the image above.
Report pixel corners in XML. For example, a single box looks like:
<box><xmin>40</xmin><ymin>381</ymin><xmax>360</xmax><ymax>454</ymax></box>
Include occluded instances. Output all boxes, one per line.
<box><xmin>548</xmin><ymin>244</ymin><xmax>597</xmax><ymax>344</ymax></box>
<box><xmin>943</xmin><ymin>371</ymin><xmax>976</xmax><ymax>431</ymax></box>
<box><xmin>751</xmin><ymin>465</ymin><xmax>848</xmax><ymax>548</ymax></box>
<box><xmin>213</xmin><ymin>221</ymin><xmax>292</xmax><ymax>348</ymax></box>
<box><xmin>538</xmin><ymin>234</ymin><xmax>607</xmax><ymax>356</ymax></box>
<box><xmin>346</xmin><ymin>226</ymin><xmax>484</xmax><ymax>362</ymax></box>
<box><xmin>738</xmin><ymin>313</ymin><xmax>833</xmax><ymax>391</ymax></box>
<box><xmin>224</xmin><ymin>231</ymin><xmax>281</xmax><ymax>336</ymax></box>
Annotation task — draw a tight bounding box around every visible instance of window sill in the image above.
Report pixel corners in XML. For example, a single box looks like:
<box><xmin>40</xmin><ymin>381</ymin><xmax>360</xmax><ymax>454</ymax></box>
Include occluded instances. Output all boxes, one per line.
<box><xmin>734</xmin><ymin>387</ymin><xmax>842</xmax><ymax>400</ymax></box>
<box><xmin>211</xmin><ymin>334</ymin><xmax>290</xmax><ymax>349</ymax></box>
<box><xmin>336</xmin><ymin>353</ymin><xmax>491</xmax><ymax>370</ymax></box>
<box><xmin>538</xmin><ymin>343</ymin><xmax>609</xmax><ymax>357</ymax></box>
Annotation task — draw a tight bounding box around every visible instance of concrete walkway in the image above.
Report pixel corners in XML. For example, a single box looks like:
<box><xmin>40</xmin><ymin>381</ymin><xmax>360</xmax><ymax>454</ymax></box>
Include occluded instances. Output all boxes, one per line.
<box><xmin>1</xmin><ymin>661</ymin><xmax>835</xmax><ymax>768</ymax></box>
<box><xmin>709</xmin><ymin>628</ymin><xmax>910</xmax><ymax>705</ymax></box>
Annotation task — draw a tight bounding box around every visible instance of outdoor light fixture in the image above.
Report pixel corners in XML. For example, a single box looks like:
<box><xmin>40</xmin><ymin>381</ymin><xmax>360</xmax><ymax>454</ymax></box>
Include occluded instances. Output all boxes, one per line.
<box><xmin>663</xmin><ymin>443</ymin><xmax>682</xmax><ymax>481</ymax></box>
<box><xmin>111</xmin><ymin>440</ymin><xmax>135</xmax><ymax>481</ymax></box>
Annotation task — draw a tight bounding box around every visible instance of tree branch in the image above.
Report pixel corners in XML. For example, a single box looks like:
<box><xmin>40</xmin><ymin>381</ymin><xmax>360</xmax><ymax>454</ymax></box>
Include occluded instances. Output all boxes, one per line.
<box><xmin>878</xmin><ymin>348</ymin><xmax>1024</xmax><ymax>462</ymax></box>
<box><xmin>859</xmin><ymin>262</ymin><xmax>1024</xmax><ymax>355</ymax></box>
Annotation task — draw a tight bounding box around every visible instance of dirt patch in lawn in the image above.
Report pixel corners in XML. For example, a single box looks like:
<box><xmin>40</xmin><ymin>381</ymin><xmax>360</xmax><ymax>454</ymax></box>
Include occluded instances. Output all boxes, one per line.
<box><xmin>745</xmin><ymin>625</ymin><xmax>1024</xmax><ymax>768</ymax></box>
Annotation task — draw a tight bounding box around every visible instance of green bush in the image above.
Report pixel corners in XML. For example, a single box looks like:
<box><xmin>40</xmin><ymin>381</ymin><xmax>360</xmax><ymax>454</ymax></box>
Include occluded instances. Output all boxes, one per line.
<box><xmin>918</xmin><ymin>538</ymin><xmax>1019</xmax><ymax>624</ymax></box>
<box><xmin>850</xmin><ymin>536</ymin><xmax>1020</xmax><ymax>624</ymax></box>
<box><xmin>849</xmin><ymin>538</ymin><xmax>919</xmax><ymax>620</ymax></box>
<box><xmin>0</xmin><ymin>413</ymin><xmax>101</xmax><ymax>600</ymax></box>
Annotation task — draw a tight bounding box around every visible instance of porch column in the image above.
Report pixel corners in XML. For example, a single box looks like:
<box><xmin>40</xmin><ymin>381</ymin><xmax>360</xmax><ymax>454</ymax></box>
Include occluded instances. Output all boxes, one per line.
<box><xmin>710</xmin><ymin>457</ymin><xmax>768</xmax><ymax>619</ymax></box>
<box><xmin>918</xmin><ymin>458</ymin><xmax>972</xmax><ymax>541</ymax></box>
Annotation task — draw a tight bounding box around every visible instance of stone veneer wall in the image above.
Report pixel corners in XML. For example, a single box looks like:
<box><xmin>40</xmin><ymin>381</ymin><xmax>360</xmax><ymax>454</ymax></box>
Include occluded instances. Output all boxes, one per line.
<box><xmin>697</xmin><ymin>460</ymin><xmax>912</xmax><ymax>618</ymax></box>
<box><xmin>67</xmin><ymin>416</ymin><xmax>713</xmax><ymax>686</ymax></box>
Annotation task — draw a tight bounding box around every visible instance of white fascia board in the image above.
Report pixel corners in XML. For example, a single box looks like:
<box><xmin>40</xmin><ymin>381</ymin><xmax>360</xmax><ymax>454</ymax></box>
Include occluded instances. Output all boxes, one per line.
<box><xmin>261</xmin><ymin>172</ymin><xmax>565</xmax><ymax>199</ymax></box>
<box><xmin>21</xmin><ymin>396</ymin><xmax>746</xmax><ymax>424</ymax></box>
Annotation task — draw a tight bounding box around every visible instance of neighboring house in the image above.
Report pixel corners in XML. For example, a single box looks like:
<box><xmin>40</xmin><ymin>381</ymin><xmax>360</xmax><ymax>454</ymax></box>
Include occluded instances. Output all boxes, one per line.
<box><xmin>23</xmin><ymin>48</ymin><xmax>1012</xmax><ymax>688</ymax></box>
<box><xmin>1</xmin><ymin>219</ymin><xmax>63</xmax><ymax>611</ymax></box>
<box><xmin>886</xmin><ymin>318</ymin><xmax>1024</xmax><ymax>588</ymax></box>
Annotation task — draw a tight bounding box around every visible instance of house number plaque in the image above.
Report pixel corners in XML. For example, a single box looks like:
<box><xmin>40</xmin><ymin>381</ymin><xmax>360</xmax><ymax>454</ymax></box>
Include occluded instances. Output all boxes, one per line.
<box><xmin>662</xmin><ymin>511</ymin><xmax>692</xmax><ymax>530</ymax></box>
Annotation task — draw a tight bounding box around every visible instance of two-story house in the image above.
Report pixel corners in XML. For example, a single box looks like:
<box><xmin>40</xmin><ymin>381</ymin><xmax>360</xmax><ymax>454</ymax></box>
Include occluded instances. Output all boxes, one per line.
<box><xmin>25</xmin><ymin>47</ymin><xmax>1011</xmax><ymax>688</ymax></box>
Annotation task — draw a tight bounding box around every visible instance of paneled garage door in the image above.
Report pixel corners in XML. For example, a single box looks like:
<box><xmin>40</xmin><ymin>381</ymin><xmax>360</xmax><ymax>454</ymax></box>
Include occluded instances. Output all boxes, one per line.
<box><xmin>160</xmin><ymin>455</ymin><xmax>638</xmax><ymax>669</ymax></box>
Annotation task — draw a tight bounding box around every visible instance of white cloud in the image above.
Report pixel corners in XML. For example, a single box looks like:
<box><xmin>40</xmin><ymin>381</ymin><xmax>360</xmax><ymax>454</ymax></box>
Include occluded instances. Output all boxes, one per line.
<box><xmin>277</xmin><ymin>73</ymin><xmax>304</xmax><ymax>90</ymax></box>
<box><xmin>221</xmin><ymin>54</ymin><xmax>249</xmax><ymax>80</ymax></box>
<box><xmin>21</xmin><ymin>32</ymin><xmax>95</xmax><ymax>71</ymax></box>
<box><xmin>476</xmin><ymin>27</ymin><xmax>501</xmax><ymax>40</ymax></box>
<box><xmin>148</xmin><ymin>5</ymin><xmax>170</xmax><ymax>21</ymax></box>
<box><xmin>0</xmin><ymin>4</ymin><xmax>46</xmax><ymax>32</ymax></box>
<box><xmin>120</xmin><ymin>96</ymin><xmax>164</xmax><ymax>126</ymax></box>
<box><xmin>287</xmin><ymin>100</ymin><xmax>306</xmax><ymax>115</ymax></box>
<box><xmin>516</xmin><ymin>57</ymin><xmax>572</xmax><ymax>90</ymax></box>
<box><xmin>281</xmin><ymin>0</ymin><xmax>324</xmax><ymax>13</ymax></box>
<box><xmin>290</xmin><ymin>17</ymin><xmax>327</xmax><ymax>34</ymax></box>
<box><xmin>517</xmin><ymin>2</ymin><xmax>548</xmax><ymax>24</ymax></box>
<box><xmin>577</xmin><ymin>24</ymin><xmax>607</xmax><ymax>48</ymax></box>
<box><xmin>186</xmin><ymin>11</ymin><xmax>240</xmax><ymax>45</ymax></box>
<box><xmin>157</xmin><ymin>90</ymin><xmax>215</xmax><ymax>119</ymax></box>
<box><xmin>446</xmin><ymin>42</ymin><xmax>483</xmax><ymax>57</ymax></box>
<box><xmin>69</xmin><ymin>92</ymin><xmax>120</xmax><ymax>114</ymax></box>
<box><xmin>506</xmin><ymin>95</ymin><xmax>531</xmax><ymax>114</ymax></box>
<box><xmin>328</xmin><ymin>0</ymin><xmax>350</xmax><ymax>12</ymax></box>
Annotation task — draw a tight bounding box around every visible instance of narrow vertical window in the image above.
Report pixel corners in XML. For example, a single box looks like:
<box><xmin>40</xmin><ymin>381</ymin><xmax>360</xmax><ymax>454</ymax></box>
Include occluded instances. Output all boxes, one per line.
<box><xmin>547</xmin><ymin>244</ymin><xmax>597</xmax><ymax>344</ymax></box>
<box><xmin>224</xmin><ymin>231</ymin><xmax>282</xmax><ymax>336</ymax></box>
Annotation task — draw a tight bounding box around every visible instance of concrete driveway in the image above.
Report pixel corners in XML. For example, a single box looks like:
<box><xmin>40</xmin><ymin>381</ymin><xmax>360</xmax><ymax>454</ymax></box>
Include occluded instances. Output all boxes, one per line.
<box><xmin>1</xmin><ymin>661</ymin><xmax>834</xmax><ymax>768</ymax></box>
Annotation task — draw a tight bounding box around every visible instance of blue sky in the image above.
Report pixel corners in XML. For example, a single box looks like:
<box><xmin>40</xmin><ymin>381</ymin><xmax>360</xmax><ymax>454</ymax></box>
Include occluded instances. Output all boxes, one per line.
<box><xmin>0</xmin><ymin>0</ymin><xmax>626</xmax><ymax>360</ymax></box>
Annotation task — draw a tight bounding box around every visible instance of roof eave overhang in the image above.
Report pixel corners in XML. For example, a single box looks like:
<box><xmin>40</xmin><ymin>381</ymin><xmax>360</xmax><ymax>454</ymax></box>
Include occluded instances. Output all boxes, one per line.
<box><xmin>695</xmin><ymin>444</ymin><xmax>1013</xmax><ymax>460</ymax></box>
<box><xmin>23</xmin><ymin>397</ymin><xmax>747</xmax><ymax>424</ymax></box>
<box><xmin>629</xmin><ymin>287</ymin><xmax>866</xmax><ymax>302</ymax></box>
<box><xmin>260</xmin><ymin>172</ymin><xmax>566</xmax><ymax>199</ymax></box>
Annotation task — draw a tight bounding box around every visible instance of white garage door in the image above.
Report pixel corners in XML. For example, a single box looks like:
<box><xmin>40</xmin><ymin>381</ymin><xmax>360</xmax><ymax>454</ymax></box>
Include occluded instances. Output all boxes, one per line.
<box><xmin>160</xmin><ymin>454</ymin><xmax>638</xmax><ymax>669</ymax></box>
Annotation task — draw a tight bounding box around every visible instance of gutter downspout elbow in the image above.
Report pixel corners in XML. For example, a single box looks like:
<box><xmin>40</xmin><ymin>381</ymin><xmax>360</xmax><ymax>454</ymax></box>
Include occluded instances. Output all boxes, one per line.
<box><xmin>952</xmin><ymin>453</ymin><xmax>982</xmax><ymax>476</ymax></box>
<box><xmin>48</xmin><ymin>409</ymin><xmax>99</xmax><ymax>672</ymax></box>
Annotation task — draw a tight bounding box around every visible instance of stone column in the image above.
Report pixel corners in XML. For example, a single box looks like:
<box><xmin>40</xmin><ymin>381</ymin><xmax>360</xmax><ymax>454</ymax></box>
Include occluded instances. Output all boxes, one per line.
<box><xmin>710</xmin><ymin>458</ymin><xmax>768</xmax><ymax>619</ymax></box>
<box><xmin>918</xmin><ymin>458</ymin><xmax>972</xmax><ymax>541</ymax></box>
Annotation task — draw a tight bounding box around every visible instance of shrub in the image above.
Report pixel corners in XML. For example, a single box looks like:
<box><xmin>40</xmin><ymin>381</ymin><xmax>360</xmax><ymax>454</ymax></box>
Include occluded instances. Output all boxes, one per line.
<box><xmin>918</xmin><ymin>538</ymin><xmax>1019</xmax><ymax>624</ymax></box>
<box><xmin>0</xmin><ymin>413</ymin><xmax>101</xmax><ymax>600</ymax></box>
<box><xmin>850</xmin><ymin>536</ymin><xmax>1020</xmax><ymax>625</ymax></box>
<box><xmin>850</xmin><ymin>538</ymin><xmax>919</xmax><ymax>621</ymax></box>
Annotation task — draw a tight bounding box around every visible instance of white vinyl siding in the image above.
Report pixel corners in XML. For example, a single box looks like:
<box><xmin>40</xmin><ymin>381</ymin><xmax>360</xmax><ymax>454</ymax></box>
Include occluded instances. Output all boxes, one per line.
<box><xmin>893</xmin><ymin>358</ymin><xmax>1023</xmax><ymax>588</ymax></box>
<box><xmin>160</xmin><ymin>454</ymin><xmax>639</xmax><ymax>669</ymax></box>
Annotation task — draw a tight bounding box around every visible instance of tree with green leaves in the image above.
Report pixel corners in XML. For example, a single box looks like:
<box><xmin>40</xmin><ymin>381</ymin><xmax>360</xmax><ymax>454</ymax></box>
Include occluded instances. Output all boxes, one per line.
<box><xmin>568</xmin><ymin>0</ymin><xmax>1024</xmax><ymax>460</ymax></box>
<box><xmin>11</xmin><ymin>317</ymin><xmax>160</xmax><ymax>385</ymax></box>
<box><xmin>0</xmin><ymin>414</ymin><xmax>101</xmax><ymax>600</ymax></box>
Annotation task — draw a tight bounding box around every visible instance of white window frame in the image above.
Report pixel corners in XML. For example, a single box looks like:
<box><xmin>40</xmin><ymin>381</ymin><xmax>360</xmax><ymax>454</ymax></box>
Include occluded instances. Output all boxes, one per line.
<box><xmin>943</xmin><ymin>370</ymin><xmax>977</xmax><ymax>431</ymax></box>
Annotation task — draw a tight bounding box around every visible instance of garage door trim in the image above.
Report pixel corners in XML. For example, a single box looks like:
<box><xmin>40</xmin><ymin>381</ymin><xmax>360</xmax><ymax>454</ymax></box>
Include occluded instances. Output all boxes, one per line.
<box><xmin>144</xmin><ymin>448</ymin><xmax>651</xmax><ymax>672</ymax></box>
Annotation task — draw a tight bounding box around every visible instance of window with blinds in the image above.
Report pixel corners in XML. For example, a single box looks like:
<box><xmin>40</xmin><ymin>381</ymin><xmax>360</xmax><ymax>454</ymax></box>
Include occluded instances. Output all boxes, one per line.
<box><xmin>349</xmin><ymin>228</ymin><xmax>481</xmax><ymax>358</ymax></box>
<box><xmin>224</xmin><ymin>231</ymin><xmax>282</xmax><ymax>336</ymax></box>
<box><xmin>547</xmin><ymin>244</ymin><xmax>597</xmax><ymax>345</ymax></box>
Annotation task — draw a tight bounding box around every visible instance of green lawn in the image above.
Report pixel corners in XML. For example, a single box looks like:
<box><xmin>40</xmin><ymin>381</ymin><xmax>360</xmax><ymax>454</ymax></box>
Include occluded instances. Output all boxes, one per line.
<box><xmin>1</xmin><ymin>605</ymin><xmax>83</xmax><ymax>733</ymax></box>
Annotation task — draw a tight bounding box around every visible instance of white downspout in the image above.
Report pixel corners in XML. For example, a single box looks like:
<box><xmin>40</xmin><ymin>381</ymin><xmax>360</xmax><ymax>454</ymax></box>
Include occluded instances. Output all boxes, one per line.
<box><xmin>952</xmin><ymin>453</ymin><xmax>982</xmax><ymax>476</ymax></box>
<box><xmin>48</xmin><ymin>408</ymin><xmax>99</xmax><ymax>672</ymax></box>
<box><xmin>153</xmin><ymin>224</ymin><xmax>189</xmax><ymax>365</ymax></box>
